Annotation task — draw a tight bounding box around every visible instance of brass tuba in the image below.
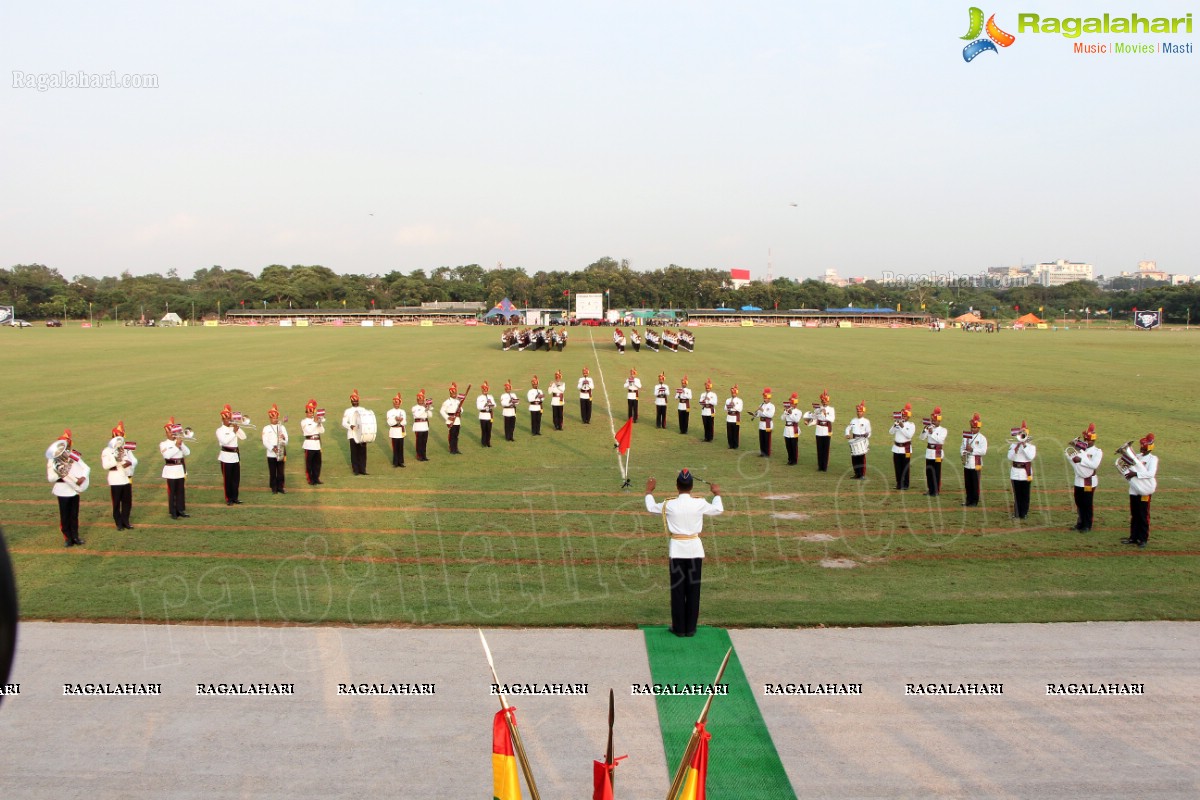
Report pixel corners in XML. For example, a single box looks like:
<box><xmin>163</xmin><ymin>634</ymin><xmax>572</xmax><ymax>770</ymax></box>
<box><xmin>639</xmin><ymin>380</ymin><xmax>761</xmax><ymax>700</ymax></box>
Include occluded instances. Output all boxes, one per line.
<box><xmin>1114</xmin><ymin>440</ymin><xmax>1142</xmax><ymax>479</ymax></box>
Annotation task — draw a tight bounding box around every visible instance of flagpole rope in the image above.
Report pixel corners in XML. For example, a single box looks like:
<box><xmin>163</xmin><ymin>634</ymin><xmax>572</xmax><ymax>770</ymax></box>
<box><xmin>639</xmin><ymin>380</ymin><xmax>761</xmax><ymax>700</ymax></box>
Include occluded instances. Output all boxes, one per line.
<box><xmin>588</xmin><ymin>330</ymin><xmax>627</xmax><ymax>481</ymax></box>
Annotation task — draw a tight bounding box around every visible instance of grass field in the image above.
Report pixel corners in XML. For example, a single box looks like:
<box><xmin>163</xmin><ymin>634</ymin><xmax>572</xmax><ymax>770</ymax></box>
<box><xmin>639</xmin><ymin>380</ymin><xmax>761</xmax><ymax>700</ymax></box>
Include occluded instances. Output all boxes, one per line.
<box><xmin>2</xmin><ymin>323</ymin><xmax>1197</xmax><ymax>627</ymax></box>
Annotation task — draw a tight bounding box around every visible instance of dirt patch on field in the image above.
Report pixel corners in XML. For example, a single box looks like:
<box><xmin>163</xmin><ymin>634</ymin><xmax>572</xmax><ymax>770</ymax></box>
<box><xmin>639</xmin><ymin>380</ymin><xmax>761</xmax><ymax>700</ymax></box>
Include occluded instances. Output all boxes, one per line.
<box><xmin>762</xmin><ymin>494</ymin><xmax>799</xmax><ymax>501</ymax></box>
<box><xmin>800</xmin><ymin>533</ymin><xmax>838</xmax><ymax>542</ymax></box>
<box><xmin>772</xmin><ymin>512</ymin><xmax>811</xmax><ymax>521</ymax></box>
<box><xmin>819</xmin><ymin>558</ymin><xmax>859</xmax><ymax>569</ymax></box>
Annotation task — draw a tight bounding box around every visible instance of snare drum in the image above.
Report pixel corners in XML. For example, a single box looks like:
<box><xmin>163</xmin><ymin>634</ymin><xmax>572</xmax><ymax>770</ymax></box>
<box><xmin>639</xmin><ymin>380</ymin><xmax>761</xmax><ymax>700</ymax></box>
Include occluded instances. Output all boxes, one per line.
<box><xmin>849</xmin><ymin>437</ymin><xmax>869</xmax><ymax>457</ymax></box>
<box><xmin>353</xmin><ymin>408</ymin><xmax>378</xmax><ymax>444</ymax></box>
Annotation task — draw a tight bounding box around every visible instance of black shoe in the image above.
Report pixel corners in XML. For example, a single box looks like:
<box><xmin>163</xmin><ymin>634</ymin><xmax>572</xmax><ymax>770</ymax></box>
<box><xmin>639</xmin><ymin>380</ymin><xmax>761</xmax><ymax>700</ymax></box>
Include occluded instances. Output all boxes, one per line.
<box><xmin>278</xmin><ymin>489</ymin><xmax>286</xmax><ymax>494</ymax></box>
<box><xmin>1136</xmin><ymin>541</ymin><xmax>1146</xmax><ymax>549</ymax></box>
<box><xmin>314</xmin><ymin>480</ymin><xmax>323</xmax><ymax>484</ymax></box>
<box><xmin>116</xmin><ymin>524</ymin><xmax>125</xmax><ymax>530</ymax></box>
<box><xmin>684</xmin><ymin>631</ymin><xmax>695</xmax><ymax>637</ymax></box>
<box><xmin>226</xmin><ymin>501</ymin><xmax>234</xmax><ymax>506</ymax></box>
<box><xmin>1121</xmin><ymin>538</ymin><xmax>1135</xmax><ymax>544</ymax></box>
<box><xmin>72</xmin><ymin>538</ymin><xmax>84</xmax><ymax>546</ymax></box>
<box><xmin>398</xmin><ymin>464</ymin><xmax>405</xmax><ymax>468</ymax></box>
<box><xmin>1078</xmin><ymin>527</ymin><xmax>1091</xmax><ymax>533</ymax></box>
<box><xmin>178</xmin><ymin>512</ymin><xmax>190</xmax><ymax>518</ymax></box>
<box><xmin>64</xmin><ymin>539</ymin><xmax>74</xmax><ymax>547</ymax></box>
<box><xmin>961</xmin><ymin>502</ymin><xmax>977</xmax><ymax>507</ymax></box>
<box><xmin>125</xmin><ymin>524</ymin><xmax>135</xmax><ymax>530</ymax></box>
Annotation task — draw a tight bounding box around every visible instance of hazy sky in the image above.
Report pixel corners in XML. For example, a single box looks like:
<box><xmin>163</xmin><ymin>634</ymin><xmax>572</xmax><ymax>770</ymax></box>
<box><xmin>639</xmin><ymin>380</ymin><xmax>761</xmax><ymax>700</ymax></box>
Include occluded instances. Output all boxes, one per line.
<box><xmin>3</xmin><ymin>1</ymin><xmax>1196</xmax><ymax>281</ymax></box>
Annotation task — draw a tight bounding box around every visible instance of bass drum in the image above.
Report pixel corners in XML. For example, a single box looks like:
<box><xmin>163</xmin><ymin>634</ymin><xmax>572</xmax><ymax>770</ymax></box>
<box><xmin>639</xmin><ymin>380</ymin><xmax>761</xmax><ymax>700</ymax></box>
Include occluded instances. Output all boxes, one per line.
<box><xmin>353</xmin><ymin>408</ymin><xmax>378</xmax><ymax>444</ymax></box>
<box><xmin>849</xmin><ymin>437</ymin><xmax>869</xmax><ymax>457</ymax></box>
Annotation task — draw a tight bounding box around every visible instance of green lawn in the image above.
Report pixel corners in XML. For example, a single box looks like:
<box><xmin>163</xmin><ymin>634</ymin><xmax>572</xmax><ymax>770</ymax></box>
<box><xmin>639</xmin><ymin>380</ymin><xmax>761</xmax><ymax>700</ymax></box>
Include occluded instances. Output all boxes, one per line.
<box><xmin>3</xmin><ymin>323</ymin><xmax>1197</xmax><ymax>626</ymax></box>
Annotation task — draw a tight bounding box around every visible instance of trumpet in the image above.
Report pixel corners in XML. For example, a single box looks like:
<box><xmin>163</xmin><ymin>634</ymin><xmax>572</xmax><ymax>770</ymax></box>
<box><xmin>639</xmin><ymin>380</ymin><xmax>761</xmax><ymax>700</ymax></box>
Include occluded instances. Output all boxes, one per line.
<box><xmin>231</xmin><ymin>413</ymin><xmax>257</xmax><ymax>430</ymax></box>
<box><xmin>181</xmin><ymin>427</ymin><xmax>197</xmax><ymax>441</ymax></box>
<box><xmin>1114</xmin><ymin>441</ymin><xmax>1143</xmax><ymax>479</ymax></box>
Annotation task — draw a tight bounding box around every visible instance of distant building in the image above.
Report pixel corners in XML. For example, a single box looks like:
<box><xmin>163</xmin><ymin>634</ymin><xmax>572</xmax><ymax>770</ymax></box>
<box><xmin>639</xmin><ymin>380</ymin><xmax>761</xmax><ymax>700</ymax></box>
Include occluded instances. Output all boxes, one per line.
<box><xmin>1032</xmin><ymin>259</ymin><xmax>1095</xmax><ymax>286</ymax></box>
<box><xmin>986</xmin><ymin>266</ymin><xmax>1033</xmax><ymax>288</ymax></box>
<box><xmin>821</xmin><ymin>268</ymin><xmax>847</xmax><ymax>287</ymax></box>
<box><xmin>730</xmin><ymin>268</ymin><xmax>751</xmax><ymax>289</ymax></box>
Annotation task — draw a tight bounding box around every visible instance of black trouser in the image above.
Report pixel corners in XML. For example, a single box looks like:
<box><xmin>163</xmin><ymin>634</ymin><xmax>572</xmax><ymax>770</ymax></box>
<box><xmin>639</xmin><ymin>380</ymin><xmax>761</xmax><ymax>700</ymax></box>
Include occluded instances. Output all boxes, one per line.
<box><xmin>627</xmin><ymin>399</ymin><xmax>638</xmax><ymax>421</ymax></box>
<box><xmin>503</xmin><ymin>416</ymin><xmax>515</xmax><ymax>441</ymax></box>
<box><xmin>415</xmin><ymin>430</ymin><xmax>429</xmax><ymax>460</ymax></box>
<box><xmin>893</xmin><ymin>453</ymin><xmax>911</xmax><ymax>489</ymax></box>
<box><xmin>758</xmin><ymin>428</ymin><xmax>772</xmax><ymax>457</ymax></box>
<box><xmin>391</xmin><ymin>437</ymin><xmax>406</xmax><ymax>466</ymax></box>
<box><xmin>166</xmin><ymin>478</ymin><xmax>186</xmax><ymax>516</ymax></box>
<box><xmin>852</xmin><ymin>454</ymin><xmax>866</xmax><ymax>479</ymax></box>
<box><xmin>551</xmin><ymin>406</ymin><xmax>563</xmax><ymax>430</ymax></box>
<box><xmin>655</xmin><ymin>405</ymin><xmax>667</xmax><ymax>429</ymax></box>
<box><xmin>701</xmin><ymin>415</ymin><xmax>714</xmax><ymax>442</ymax></box>
<box><xmin>480</xmin><ymin>420</ymin><xmax>492</xmax><ymax>447</ymax></box>
<box><xmin>726</xmin><ymin>422</ymin><xmax>739</xmax><ymax>449</ymax></box>
<box><xmin>109</xmin><ymin>484</ymin><xmax>132</xmax><ymax>528</ymax></box>
<box><xmin>530</xmin><ymin>410</ymin><xmax>542</xmax><ymax>436</ymax></box>
<box><xmin>1129</xmin><ymin>494</ymin><xmax>1151</xmax><ymax>543</ymax></box>
<box><xmin>1073</xmin><ymin>485</ymin><xmax>1095</xmax><ymax>530</ymax></box>
<box><xmin>785</xmin><ymin>437</ymin><xmax>798</xmax><ymax>465</ymax></box>
<box><xmin>963</xmin><ymin>468</ymin><xmax>981</xmax><ymax>506</ymax></box>
<box><xmin>221</xmin><ymin>461</ymin><xmax>241</xmax><ymax>502</ymax></box>
<box><xmin>305</xmin><ymin>449</ymin><xmax>322</xmax><ymax>483</ymax></box>
<box><xmin>816</xmin><ymin>436</ymin><xmax>831</xmax><ymax>471</ymax></box>
<box><xmin>448</xmin><ymin>425</ymin><xmax>461</xmax><ymax>454</ymax></box>
<box><xmin>267</xmin><ymin>457</ymin><xmax>285</xmax><ymax>492</ymax></box>
<box><xmin>57</xmin><ymin>494</ymin><xmax>80</xmax><ymax>543</ymax></box>
<box><xmin>1012</xmin><ymin>479</ymin><xmax>1031</xmax><ymax>518</ymax></box>
<box><xmin>631</xmin><ymin>341</ymin><xmax>639</xmax><ymax>352</ymax></box>
<box><xmin>349</xmin><ymin>440</ymin><xmax>367</xmax><ymax>474</ymax></box>
<box><xmin>925</xmin><ymin>459</ymin><xmax>942</xmax><ymax>495</ymax></box>
<box><xmin>678</xmin><ymin>410</ymin><xmax>689</xmax><ymax>434</ymax></box>
<box><xmin>580</xmin><ymin>399</ymin><xmax>592</xmax><ymax>424</ymax></box>
<box><xmin>669</xmin><ymin>557</ymin><xmax>703</xmax><ymax>636</ymax></box>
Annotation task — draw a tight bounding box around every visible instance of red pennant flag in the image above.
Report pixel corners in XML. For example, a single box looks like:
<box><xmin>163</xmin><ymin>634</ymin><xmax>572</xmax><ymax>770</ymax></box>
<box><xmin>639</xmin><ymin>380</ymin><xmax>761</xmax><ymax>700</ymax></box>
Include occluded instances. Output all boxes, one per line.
<box><xmin>492</xmin><ymin>708</ymin><xmax>521</xmax><ymax>800</ymax></box>
<box><xmin>614</xmin><ymin>418</ymin><xmax>633</xmax><ymax>456</ymax></box>
<box><xmin>679</xmin><ymin>724</ymin><xmax>711</xmax><ymax>800</ymax></box>
<box><xmin>592</xmin><ymin>760</ymin><xmax>614</xmax><ymax>800</ymax></box>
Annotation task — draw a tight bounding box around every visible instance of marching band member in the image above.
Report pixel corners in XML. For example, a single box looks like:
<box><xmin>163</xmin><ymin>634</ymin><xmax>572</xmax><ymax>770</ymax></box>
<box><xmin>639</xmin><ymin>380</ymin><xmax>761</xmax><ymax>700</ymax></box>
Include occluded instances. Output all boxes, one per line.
<box><xmin>1068</xmin><ymin>423</ymin><xmax>1102</xmax><ymax>532</ymax></box>
<box><xmin>630</xmin><ymin>329</ymin><xmax>641</xmax><ymax>352</ymax></box>
<box><xmin>645</xmin><ymin>328</ymin><xmax>660</xmax><ymax>352</ymax></box>
<box><xmin>663</xmin><ymin>329</ymin><xmax>678</xmax><ymax>353</ymax></box>
<box><xmin>101</xmin><ymin>421</ymin><xmax>136</xmax><ymax>530</ymax></box>
<box><xmin>527</xmin><ymin>375</ymin><xmax>545</xmax><ymax>436</ymax></box>
<box><xmin>845</xmin><ymin>402</ymin><xmax>871</xmax><ymax>479</ymax></box>
<box><xmin>549</xmin><ymin>370</ymin><xmax>566</xmax><ymax>431</ymax></box>
<box><xmin>680</xmin><ymin>329</ymin><xmax>695</xmax><ymax>352</ymax></box>
<box><xmin>412</xmin><ymin>390</ymin><xmax>431</xmax><ymax>461</ymax></box>
<box><xmin>217</xmin><ymin>404</ymin><xmax>247</xmax><ymax>504</ymax></box>
<box><xmin>577</xmin><ymin>367</ymin><xmax>594</xmax><ymax>425</ymax></box>
<box><xmin>386</xmin><ymin>393</ymin><xmax>407</xmax><ymax>467</ymax></box>
<box><xmin>676</xmin><ymin>376</ymin><xmax>692</xmax><ymax>434</ymax></box>
<box><xmin>500</xmin><ymin>380</ymin><xmax>519</xmax><ymax>442</ymax></box>
<box><xmin>160</xmin><ymin>417</ymin><xmax>190</xmax><ymax>518</ymax></box>
<box><xmin>724</xmin><ymin>384</ymin><xmax>743</xmax><ymax>449</ymax></box>
<box><xmin>1121</xmin><ymin>433</ymin><xmax>1158</xmax><ymax>548</ymax></box>
<box><xmin>960</xmin><ymin>413</ymin><xmax>987</xmax><ymax>507</ymax></box>
<box><xmin>624</xmin><ymin>368</ymin><xmax>641</xmax><ymax>422</ymax></box>
<box><xmin>342</xmin><ymin>389</ymin><xmax>368</xmax><ymax>475</ymax></box>
<box><xmin>782</xmin><ymin>394</ymin><xmax>803</xmax><ymax>466</ymax></box>
<box><xmin>920</xmin><ymin>407</ymin><xmax>947</xmax><ymax>496</ymax></box>
<box><xmin>301</xmin><ymin>400</ymin><xmax>325</xmax><ymax>484</ymax></box>
<box><xmin>476</xmin><ymin>381</ymin><xmax>496</xmax><ymax>447</ymax></box>
<box><xmin>440</xmin><ymin>382</ymin><xmax>465</xmax><ymax>455</ymax></box>
<box><xmin>755</xmin><ymin>388</ymin><xmax>775</xmax><ymax>458</ymax></box>
<box><xmin>890</xmin><ymin>403</ymin><xmax>916</xmax><ymax>490</ymax></box>
<box><xmin>262</xmin><ymin>404</ymin><xmax>289</xmax><ymax>494</ymax></box>
<box><xmin>654</xmin><ymin>372</ymin><xmax>670</xmax><ymax>429</ymax></box>
<box><xmin>812</xmin><ymin>390</ymin><xmax>835</xmax><ymax>472</ymax></box>
<box><xmin>1006</xmin><ymin>421</ymin><xmax>1036</xmax><ymax>519</ymax></box>
<box><xmin>698</xmin><ymin>378</ymin><xmax>718</xmax><ymax>442</ymax></box>
<box><xmin>49</xmin><ymin>429</ymin><xmax>89</xmax><ymax>546</ymax></box>
<box><xmin>613</xmin><ymin>327</ymin><xmax>625</xmax><ymax>354</ymax></box>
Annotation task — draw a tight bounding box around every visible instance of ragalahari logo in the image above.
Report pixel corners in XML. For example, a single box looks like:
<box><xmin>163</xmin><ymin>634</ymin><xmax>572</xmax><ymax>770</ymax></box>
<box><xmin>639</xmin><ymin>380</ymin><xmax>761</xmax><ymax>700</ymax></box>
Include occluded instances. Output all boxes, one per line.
<box><xmin>961</xmin><ymin>7</ymin><xmax>1016</xmax><ymax>61</ymax></box>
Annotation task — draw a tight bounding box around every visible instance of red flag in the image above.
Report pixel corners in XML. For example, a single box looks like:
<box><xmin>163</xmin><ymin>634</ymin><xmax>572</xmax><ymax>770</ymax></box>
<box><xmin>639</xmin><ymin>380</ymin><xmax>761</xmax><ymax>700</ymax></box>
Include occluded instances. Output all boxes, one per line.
<box><xmin>592</xmin><ymin>760</ymin><xmax>613</xmax><ymax>800</ymax></box>
<box><xmin>679</xmin><ymin>724</ymin><xmax>711</xmax><ymax>800</ymax></box>
<box><xmin>614</xmin><ymin>418</ymin><xmax>633</xmax><ymax>455</ymax></box>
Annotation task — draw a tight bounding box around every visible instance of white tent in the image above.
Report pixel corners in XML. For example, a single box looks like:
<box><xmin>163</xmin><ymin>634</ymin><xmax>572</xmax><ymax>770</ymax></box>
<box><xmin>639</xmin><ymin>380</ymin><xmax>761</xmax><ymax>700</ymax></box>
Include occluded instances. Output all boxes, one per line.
<box><xmin>160</xmin><ymin>312</ymin><xmax>183</xmax><ymax>326</ymax></box>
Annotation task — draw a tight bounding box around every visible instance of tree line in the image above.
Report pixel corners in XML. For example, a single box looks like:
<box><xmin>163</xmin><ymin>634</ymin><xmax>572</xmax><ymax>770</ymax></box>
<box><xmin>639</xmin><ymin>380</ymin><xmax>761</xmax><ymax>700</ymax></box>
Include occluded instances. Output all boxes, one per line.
<box><xmin>2</xmin><ymin>258</ymin><xmax>1197</xmax><ymax>323</ymax></box>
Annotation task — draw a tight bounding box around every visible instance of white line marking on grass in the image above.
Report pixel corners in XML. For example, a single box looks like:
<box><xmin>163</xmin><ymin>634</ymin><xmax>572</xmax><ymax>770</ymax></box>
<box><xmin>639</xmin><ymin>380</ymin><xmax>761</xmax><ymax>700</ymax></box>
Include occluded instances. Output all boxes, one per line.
<box><xmin>588</xmin><ymin>330</ymin><xmax>627</xmax><ymax>482</ymax></box>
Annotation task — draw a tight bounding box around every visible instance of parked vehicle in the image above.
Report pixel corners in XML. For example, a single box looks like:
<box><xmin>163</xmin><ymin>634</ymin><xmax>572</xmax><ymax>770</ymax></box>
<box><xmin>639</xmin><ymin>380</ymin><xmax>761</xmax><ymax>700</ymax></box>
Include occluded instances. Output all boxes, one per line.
<box><xmin>45</xmin><ymin>319</ymin><xmax>63</xmax><ymax>327</ymax></box>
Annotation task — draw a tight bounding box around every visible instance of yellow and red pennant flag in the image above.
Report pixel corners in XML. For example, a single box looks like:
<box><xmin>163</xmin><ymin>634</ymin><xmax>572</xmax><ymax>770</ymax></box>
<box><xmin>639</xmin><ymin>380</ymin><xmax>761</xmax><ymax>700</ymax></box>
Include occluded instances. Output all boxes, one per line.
<box><xmin>492</xmin><ymin>707</ymin><xmax>522</xmax><ymax>800</ymax></box>
<box><xmin>614</xmin><ymin>418</ymin><xmax>633</xmax><ymax>456</ymax></box>
<box><xmin>678</xmin><ymin>723</ymin><xmax>711</xmax><ymax>800</ymax></box>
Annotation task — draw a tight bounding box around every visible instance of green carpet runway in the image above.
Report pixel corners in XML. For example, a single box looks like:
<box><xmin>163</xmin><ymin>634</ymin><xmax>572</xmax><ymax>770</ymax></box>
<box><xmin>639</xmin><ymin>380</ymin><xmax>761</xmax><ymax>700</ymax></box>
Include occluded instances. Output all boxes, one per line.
<box><xmin>642</xmin><ymin>625</ymin><xmax>796</xmax><ymax>799</ymax></box>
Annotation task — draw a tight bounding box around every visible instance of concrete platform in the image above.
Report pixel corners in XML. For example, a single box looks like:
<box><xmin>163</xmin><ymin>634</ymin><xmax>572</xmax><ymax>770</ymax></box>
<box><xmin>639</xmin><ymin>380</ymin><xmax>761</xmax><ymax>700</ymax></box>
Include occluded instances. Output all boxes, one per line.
<box><xmin>1</xmin><ymin>622</ymin><xmax>1197</xmax><ymax>798</ymax></box>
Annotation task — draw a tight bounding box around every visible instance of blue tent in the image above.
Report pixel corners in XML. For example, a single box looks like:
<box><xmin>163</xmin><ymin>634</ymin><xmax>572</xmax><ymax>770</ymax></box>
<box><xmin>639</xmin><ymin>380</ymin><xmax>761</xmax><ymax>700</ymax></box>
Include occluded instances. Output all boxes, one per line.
<box><xmin>714</xmin><ymin>307</ymin><xmax>735</xmax><ymax>312</ymax></box>
<box><xmin>483</xmin><ymin>298</ymin><xmax>521</xmax><ymax>320</ymax></box>
<box><xmin>740</xmin><ymin>305</ymin><xmax>762</xmax><ymax>312</ymax></box>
